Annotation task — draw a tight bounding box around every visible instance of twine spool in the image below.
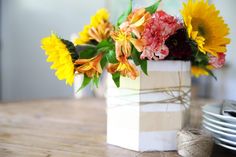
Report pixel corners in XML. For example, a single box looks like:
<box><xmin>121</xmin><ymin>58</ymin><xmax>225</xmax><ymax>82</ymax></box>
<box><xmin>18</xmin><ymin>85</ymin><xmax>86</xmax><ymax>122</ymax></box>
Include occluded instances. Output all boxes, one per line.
<box><xmin>177</xmin><ymin>128</ymin><xmax>213</xmax><ymax>157</ymax></box>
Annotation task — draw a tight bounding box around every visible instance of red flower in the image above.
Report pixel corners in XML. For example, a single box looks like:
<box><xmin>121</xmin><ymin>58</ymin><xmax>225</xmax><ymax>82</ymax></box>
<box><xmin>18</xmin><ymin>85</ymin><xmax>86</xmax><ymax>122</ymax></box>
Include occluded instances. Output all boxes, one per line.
<box><xmin>209</xmin><ymin>53</ymin><xmax>226</xmax><ymax>68</ymax></box>
<box><xmin>141</xmin><ymin>11</ymin><xmax>182</xmax><ymax>60</ymax></box>
<box><xmin>165</xmin><ymin>29</ymin><xmax>192</xmax><ymax>60</ymax></box>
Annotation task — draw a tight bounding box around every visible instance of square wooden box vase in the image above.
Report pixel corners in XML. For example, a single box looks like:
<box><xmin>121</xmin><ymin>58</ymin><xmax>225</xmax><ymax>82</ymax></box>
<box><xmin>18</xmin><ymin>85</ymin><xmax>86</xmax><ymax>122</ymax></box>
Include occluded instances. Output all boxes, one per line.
<box><xmin>106</xmin><ymin>61</ymin><xmax>191</xmax><ymax>152</ymax></box>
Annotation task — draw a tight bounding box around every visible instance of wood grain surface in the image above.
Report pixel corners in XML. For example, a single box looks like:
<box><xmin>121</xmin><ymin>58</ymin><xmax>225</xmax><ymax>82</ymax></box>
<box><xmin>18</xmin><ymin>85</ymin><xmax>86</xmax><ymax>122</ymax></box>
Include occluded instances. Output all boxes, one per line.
<box><xmin>0</xmin><ymin>98</ymin><xmax>235</xmax><ymax>157</ymax></box>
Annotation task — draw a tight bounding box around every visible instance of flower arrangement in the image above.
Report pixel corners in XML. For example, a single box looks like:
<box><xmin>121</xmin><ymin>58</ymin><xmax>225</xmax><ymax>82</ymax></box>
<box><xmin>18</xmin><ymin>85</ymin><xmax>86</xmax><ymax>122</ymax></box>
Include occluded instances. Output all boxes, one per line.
<box><xmin>41</xmin><ymin>0</ymin><xmax>230</xmax><ymax>89</ymax></box>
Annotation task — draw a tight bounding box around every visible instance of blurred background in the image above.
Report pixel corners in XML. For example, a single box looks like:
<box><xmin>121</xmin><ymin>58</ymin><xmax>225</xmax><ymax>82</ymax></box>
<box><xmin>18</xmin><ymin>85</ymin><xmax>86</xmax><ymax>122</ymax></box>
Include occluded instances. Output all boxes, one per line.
<box><xmin>0</xmin><ymin>0</ymin><xmax>235</xmax><ymax>102</ymax></box>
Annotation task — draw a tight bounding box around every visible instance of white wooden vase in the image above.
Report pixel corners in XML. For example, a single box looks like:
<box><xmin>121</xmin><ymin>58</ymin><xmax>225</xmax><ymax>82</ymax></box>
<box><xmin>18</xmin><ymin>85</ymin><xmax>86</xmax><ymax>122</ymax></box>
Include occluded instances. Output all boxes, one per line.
<box><xmin>106</xmin><ymin>61</ymin><xmax>191</xmax><ymax>151</ymax></box>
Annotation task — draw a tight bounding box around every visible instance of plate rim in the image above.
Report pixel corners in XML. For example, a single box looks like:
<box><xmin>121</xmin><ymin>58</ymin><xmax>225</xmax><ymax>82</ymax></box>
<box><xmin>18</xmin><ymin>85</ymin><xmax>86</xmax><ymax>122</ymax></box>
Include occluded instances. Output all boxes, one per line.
<box><xmin>203</xmin><ymin>125</ymin><xmax>236</xmax><ymax>139</ymax></box>
<box><xmin>202</xmin><ymin>104</ymin><xmax>236</xmax><ymax>123</ymax></box>
<box><xmin>203</xmin><ymin>119</ymin><xmax>236</xmax><ymax>134</ymax></box>
<box><xmin>216</xmin><ymin>136</ymin><xmax>236</xmax><ymax>147</ymax></box>
<box><xmin>215</xmin><ymin>140</ymin><xmax>236</xmax><ymax>151</ymax></box>
<box><xmin>203</xmin><ymin>115</ymin><xmax>236</xmax><ymax>129</ymax></box>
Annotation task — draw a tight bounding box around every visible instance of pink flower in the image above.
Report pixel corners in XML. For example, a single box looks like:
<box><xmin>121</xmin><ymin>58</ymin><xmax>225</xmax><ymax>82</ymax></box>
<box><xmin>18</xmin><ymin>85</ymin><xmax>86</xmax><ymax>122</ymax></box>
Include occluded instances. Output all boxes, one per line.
<box><xmin>141</xmin><ymin>11</ymin><xmax>182</xmax><ymax>60</ymax></box>
<box><xmin>209</xmin><ymin>53</ymin><xmax>226</xmax><ymax>68</ymax></box>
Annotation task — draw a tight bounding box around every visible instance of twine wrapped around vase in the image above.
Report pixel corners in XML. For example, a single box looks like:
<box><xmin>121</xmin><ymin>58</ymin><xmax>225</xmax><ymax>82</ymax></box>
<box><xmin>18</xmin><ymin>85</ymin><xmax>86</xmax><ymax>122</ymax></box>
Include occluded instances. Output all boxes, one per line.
<box><xmin>107</xmin><ymin>71</ymin><xmax>191</xmax><ymax>109</ymax></box>
<box><xmin>177</xmin><ymin>128</ymin><xmax>214</xmax><ymax>157</ymax></box>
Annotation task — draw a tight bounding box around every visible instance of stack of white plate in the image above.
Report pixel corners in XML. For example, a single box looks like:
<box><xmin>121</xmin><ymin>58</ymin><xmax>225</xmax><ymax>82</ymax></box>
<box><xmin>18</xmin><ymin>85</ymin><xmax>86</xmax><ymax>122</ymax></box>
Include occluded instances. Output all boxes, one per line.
<box><xmin>202</xmin><ymin>104</ymin><xmax>236</xmax><ymax>151</ymax></box>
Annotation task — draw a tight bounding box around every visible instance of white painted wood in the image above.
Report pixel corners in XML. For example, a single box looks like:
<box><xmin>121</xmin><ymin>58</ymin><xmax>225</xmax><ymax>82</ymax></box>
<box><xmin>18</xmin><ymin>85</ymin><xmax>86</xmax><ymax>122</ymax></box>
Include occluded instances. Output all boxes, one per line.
<box><xmin>106</xmin><ymin>61</ymin><xmax>191</xmax><ymax>151</ymax></box>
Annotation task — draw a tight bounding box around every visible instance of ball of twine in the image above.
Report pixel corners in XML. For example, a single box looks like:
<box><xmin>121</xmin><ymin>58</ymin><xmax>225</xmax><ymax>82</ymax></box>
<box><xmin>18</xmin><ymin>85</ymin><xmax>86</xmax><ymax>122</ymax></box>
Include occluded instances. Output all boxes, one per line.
<box><xmin>177</xmin><ymin>128</ymin><xmax>214</xmax><ymax>157</ymax></box>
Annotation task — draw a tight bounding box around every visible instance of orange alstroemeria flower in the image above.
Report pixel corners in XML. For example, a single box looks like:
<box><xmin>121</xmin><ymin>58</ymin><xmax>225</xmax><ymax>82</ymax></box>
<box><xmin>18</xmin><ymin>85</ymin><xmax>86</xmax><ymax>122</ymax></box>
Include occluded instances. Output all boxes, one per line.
<box><xmin>75</xmin><ymin>53</ymin><xmax>103</xmax><ymax>78</ymax></box>
<box><xmin>107</xmin><ymin>57</ymin><xmax>139</xmax><ymax>80</ymax></box>
<box><xmin>88</xmin><ymin>20</ymin><xmax>113</xmax><ymax>43</ymax></box>
<box><xmin>111</xmin><ymin>29</ymin><xmax>143</xmax><ymax>61</ymax></box>
<box><xmin>111</xmin><ymin>8</ymin><xmax>150</xmax><ymax>62</ymax></box>
<box><xmin>120</xmin><ymin>8</ymin><xmax>151</xmax><ymax>38</ymax></box>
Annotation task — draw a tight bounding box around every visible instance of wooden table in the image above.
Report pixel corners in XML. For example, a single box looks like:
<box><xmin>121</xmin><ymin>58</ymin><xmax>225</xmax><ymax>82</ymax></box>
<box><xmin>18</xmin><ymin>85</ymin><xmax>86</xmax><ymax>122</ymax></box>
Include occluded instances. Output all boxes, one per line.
<box><xmin>0</xmin><ymin>98</ymin><xmax>235</xmax><ymax>157</ymax></box>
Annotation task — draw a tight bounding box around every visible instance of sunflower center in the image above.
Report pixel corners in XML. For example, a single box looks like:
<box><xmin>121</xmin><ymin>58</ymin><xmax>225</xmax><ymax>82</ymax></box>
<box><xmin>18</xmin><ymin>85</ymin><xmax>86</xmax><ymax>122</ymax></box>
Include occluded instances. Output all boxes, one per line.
<box><xmin>192</xmin><ymin>18</ymin><xmax>208</xmax><ymax>36</ymax></box>
<box><xmin>191</xmin><ymin>17</ymin><xmax>214</xmax><ymax>45</ymax></box>
<box><xmin>198</xmin><ymin>25</ymin><xmax>205</xmax><ymax>36</ymax></box>
<box><xmin>181</xmin><ymin>0</ymin><xmax>230</xmax><ymax>55</ymax></box>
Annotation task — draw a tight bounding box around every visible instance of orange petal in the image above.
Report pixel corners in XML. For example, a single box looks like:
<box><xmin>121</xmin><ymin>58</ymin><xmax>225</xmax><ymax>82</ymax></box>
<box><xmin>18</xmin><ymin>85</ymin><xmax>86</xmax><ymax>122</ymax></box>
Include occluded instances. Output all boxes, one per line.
<box><xmin>129</xmin><ymin>8</ymin><xmax>146</xmax><ymax>23</ymax></box>
<box><xmin>76</xmin><ymin>64</ymin><xmax>92</xmax><ymax>72</ymax></box>
<box><xmin>86</xmin><ymin>70</ymin><xmax>95</xmax><ymax>78</ymax></box>
<box><xmin>115</xmin><ymin>42</ymin><xmax>123</xmax><ymax>61</ymax></box>
<box><xmin>131</xmin><ymin>16</ymin><xmax>145</xmax><ymax>28</ymax></box>
<box><xmin>75</xmin><ymin>58</ymin><xmax>92</xmax><ymax>65</ymax></box>
<box><xmin>123</xmin><ymin>41</ymin><xmax>131</xmax><ymax>58</ymax></box>
<box><xmin>130</xmin><ymin>38</ymin><xmax>143</xmax><ymax>52</ymax></box>
<box><xmin>107</xmin><ymin>63</ymin><xmax>119</xmax><ymax>74</ymax></box>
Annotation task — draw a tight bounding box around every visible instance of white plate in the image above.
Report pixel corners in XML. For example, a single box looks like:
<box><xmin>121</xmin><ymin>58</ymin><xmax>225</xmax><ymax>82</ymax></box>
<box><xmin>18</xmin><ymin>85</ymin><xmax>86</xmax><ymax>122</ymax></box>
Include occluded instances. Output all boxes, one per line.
<box><xmin>203</xmin><ymin>115</ymin><xmax>236</xmax><ymax>130</ymax></box>
<box><xmin>215</xmin><ymin>140</ymin><xmax>236</xmax><ymax>151</ymax></box>
<box><xmin>215</xmin><ymin>135</ymin><xmax>236</xmax><ymax>147</ymax></box>
<box><xmin>203</xmin><ymin>119</ymin><xmax>236</xmax><ymax>134</ymax></box>
<box><xmin>203</xmin><ymin>125</ymin><xmax>236</xmax><ymax>142</ymax></box>
<box><xmin>202</xmin><ymin>104</ymin><xmax>236</xmax><ymax>124</ymax></box>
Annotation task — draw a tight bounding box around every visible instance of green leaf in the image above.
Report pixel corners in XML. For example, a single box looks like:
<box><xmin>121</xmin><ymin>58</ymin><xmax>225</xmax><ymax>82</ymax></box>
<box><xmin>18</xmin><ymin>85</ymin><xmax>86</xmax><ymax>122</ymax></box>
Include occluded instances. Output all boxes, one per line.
<box><xmin>97</xmin><ymin>39</ymin><xmax>114</xmax><ymax>53</ymax></box>
<box><xmin>93</xmin><ymin>76</ymin><xmax>100</xmax><ymax>88</ymax></box>
<box><xmin>206</xmin><ymin>69</ymin><xmax>217</xmax><ymax>80</ymax></box>
<box><xmin>100</xmin><ymin>55</ymin><xmax>108</xmax><ymax>69</ymax></box>
<box><xmin>97</xmin><ymin>40</ymin><xmax>111</xmax><ymax>49</ymax></box>
<box><xmin>131</xmin><ymin>47</ymin><xmax>148</xmax><ymax>75</ymax></box>
<box><xmin>79</xmin><ymin>47</ymin><xmax>97</xmax><ymax>59</ymax></box>
<box><xmin>145</xmin><ymin>0</ymin><xmax>162</xmax><ymax>14</ymax></box>
<box><xmin>112</xmin><ymin>72</ymin><xmax>120</xmax><ymax>88</ymax></box>
<box><xmin>116</xmin><ymin>0</ymin><xmax>132</xmax><ymax>26</ymax></box>
<box><xmin>77</xmin><ymin>75</ymin><xmax>92</xmax><ymax>91</ymax></box>
<box><xmin>140</xmin><ymin>60</ymin><xmax>148</xmax><ymax>75</ymax></box>
<box><xmin>192</xmin><ymin>50</ymin><xmax>209</xmax><ymax>67</ymax></box>
<box><xmin>106</xmin><ymin>50</ymin><xmax>118</xmax><ymax>63</ymax></box>
<box><xmin>131</xmin><ymin>47</ymin><xmax>141</xmax><ymax>65</ymax></box>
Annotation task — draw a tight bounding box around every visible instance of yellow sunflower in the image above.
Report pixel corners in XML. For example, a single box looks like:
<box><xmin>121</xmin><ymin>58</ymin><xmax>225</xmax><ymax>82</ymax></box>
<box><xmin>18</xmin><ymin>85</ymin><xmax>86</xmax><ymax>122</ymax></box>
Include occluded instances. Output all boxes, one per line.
<box><xmin>74</xmin><ymin>25</ymin><xmax>91</xmax><ymax>45</ymax></box>
<box><xmin>74</xmin><ymin>8</ymin><xmax>112</xmax><ymax>45</ymax></box>
<box><xmin>191</xmin><ymin>64</ymin><xmax>215</xmax><ymax>77</ymax></box>
<box><xmin>90</xmin><ymin>8</ymin><xmax>109</xmax><ymax>27</ymax></box>
<box><xmin>41</xmin><ymin>33</ymin><xmax>75</xmax><ymax>86</ymax></box>
<box><xmin>191</xmin><ymin>66</ymin><xmax>209</xmax><ymax>77</ymax></box>
<box><xmin>181</xmin><ymin>0</ymin><xmax>230</xmax><ymax>56</ymax></box>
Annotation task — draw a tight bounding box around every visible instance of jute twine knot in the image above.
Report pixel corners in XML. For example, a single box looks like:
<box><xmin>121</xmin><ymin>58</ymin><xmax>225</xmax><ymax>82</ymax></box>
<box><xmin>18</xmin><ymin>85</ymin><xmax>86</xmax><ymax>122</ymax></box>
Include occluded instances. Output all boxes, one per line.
<box><xmin>177</xmin><ymin>128</ymin><xmax>214</xmax><ymax>157</ymax></box>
